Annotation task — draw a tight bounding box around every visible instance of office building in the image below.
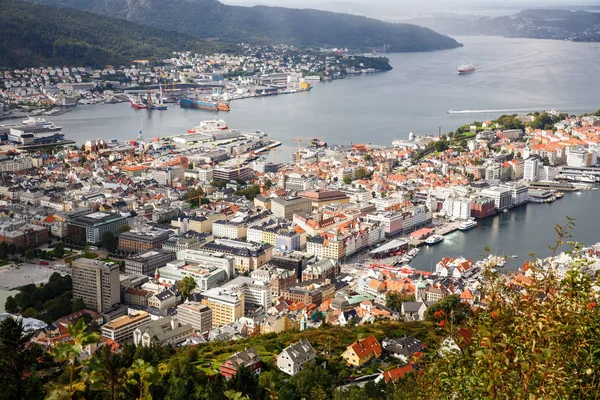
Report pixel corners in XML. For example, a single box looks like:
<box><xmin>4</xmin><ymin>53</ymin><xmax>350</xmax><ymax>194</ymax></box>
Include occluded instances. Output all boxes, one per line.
<box><xmin>176</xmin><ymin>301</ymin><xmax>213</xmax><ymax>333</ymax></box>
<box><xmin>118</xmin><ymin>229</ymin><xmax>170</xmax><ymax>253</ymax></box>
<box><xmin>101</xmin><ymin>311</ymin><xmax>151</xmax><ymax>343</ymax></box>
<box><xmin>271</xmin><ymin>197</ymin><xmax>312</xmax><ymax>220</ymax></box>
<box><xmin>125</xmin><ymin>249</ymin><xmax>176</xmax><ymax>277</ymax></box>
<box><xmin>72</xmin><ymin>258</ymin><xmax>120</xmax><ymax>313</ymax></box>
<box><xmin>201</xmin><ymin>287</ymin><xmax>245</xmax><ymax>328</ymax></box>
<box><xmin>67</xmin><ymin>212</ymin><xmax>129</xmax><ymax>245</ymax></box>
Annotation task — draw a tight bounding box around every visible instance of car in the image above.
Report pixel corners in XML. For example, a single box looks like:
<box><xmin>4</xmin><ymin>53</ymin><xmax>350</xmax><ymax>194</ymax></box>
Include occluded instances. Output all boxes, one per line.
<box><xmin>89</xmin><ymin>246</ymin><xmax>98</xmax><ymax>251</ymax></box>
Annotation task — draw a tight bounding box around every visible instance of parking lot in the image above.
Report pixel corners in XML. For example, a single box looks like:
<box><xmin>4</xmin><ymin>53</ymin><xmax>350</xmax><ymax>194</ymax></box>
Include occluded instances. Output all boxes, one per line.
<box><xmin>0</xmin><ymin>263</ymin><xmax>70</xmax><ymax>290</ymax></box>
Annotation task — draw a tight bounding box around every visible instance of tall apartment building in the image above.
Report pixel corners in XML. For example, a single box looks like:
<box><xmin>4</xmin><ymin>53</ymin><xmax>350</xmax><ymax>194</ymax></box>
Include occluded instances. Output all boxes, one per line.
<box><xmin>101</xmin><ymin>311</ymin><xmax>151</xmax><ymax>343</ymax></box>
<box><xmin>124</xmin><ymin>249</ymin><xmax>176</xmax><ymax>277</ymax></box>
<box><xmin>72</xmin><ymin>258</ymin><xmax>120</xmax><ymax>313</ymax></box>
<box><xmin>201</xmin><ymin>287</ymin><xmax>245</xmax><ymax>328</ymax></box>
<box><xmin>271</xmin><ymin>197</ymin><xmax>312</xmax><ymax>220</ymax></box>
<box><xmin>176</xmin><ymin>301</ymin><xmax>213</xmax><ymax>333</ymax></box>
<box><xmin>524</xmin><ymin>156</ymin><xmax>541</xmax><ymax>182</ymax></box>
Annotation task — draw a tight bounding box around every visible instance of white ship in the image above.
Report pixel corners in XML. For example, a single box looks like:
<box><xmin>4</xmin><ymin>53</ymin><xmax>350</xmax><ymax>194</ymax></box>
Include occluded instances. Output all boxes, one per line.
<box><xmin>458</xmin><ymin>63</ymin><xmax>475</xmax><ymax>75</ymax></box>
<box><xmin>458</xmin><ymin>220</ymin><xmax>478</xmax><ymax>231</ymax></box>
<box><xmin>425</xmin><ymin>234</ymin><xmax>444</xmax><ymax>245</ymax></box>
<box><xmin>187</xmin><ymin>118</ymin><xmax>228</xmax><ymax>134</ymax></box>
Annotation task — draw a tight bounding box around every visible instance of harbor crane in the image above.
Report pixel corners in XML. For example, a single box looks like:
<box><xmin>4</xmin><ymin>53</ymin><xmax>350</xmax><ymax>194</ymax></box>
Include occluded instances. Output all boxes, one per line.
<box><xmin>263</xmin><ymin>145</ymin><xmax>295</xmax><ymax>164</ymax></box>
<box><xmin>290</xmin><ymin>137</ymin><xmax>325</xmax><ymax>165</ymax></box>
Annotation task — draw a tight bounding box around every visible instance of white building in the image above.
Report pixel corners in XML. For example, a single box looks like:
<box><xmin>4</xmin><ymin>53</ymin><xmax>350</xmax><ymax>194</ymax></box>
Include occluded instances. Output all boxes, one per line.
<box><xmin>443</xmin><ymin>198</ymin><xmax>471</xmax><ymax>220</ymax></box>
<box><xmin>481</xmin><ymin>187</ymin><xmax>513</xmax><ymax>210</ymax></box>
<box><xmin>277</xmin><ymin>339</ymin><xmax>316</xmax><ymax>376</ymax></box>
<box><xmin>523</xmin><ymin>157</ymin><xmax>540</xmax><ymax>181</ymax></box>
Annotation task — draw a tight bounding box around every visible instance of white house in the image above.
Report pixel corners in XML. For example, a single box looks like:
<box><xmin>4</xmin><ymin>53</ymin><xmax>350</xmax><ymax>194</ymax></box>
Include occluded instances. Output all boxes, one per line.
<box><xmin>276</xmin><ymin>339</ymin><xmax>316</xmax><ymax>376</ymax></box>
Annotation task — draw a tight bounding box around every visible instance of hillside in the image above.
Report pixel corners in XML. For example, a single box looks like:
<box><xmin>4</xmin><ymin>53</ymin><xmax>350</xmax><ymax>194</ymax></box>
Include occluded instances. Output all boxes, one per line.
<box><xmin>407</xmin><ymin>9</ymin><xmax>600</xmax><ymax>42</ymax></box>
<box><xmin>26</xmin><ymin>0</ymin><xmax>462</xmax><ymax>52</ymax></box>
<box><xmin>0</xmin><ymin>0</ymin><xmax>237</xmax><ymax>68</ymax></box>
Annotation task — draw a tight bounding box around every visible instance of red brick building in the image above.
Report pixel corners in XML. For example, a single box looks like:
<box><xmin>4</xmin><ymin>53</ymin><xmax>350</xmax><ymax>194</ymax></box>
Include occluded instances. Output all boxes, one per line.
<box><xmin>470</xmin><ymin>197</ymin><xmax>496</xmax><ymax>218</ymax></box>
<box><xmin>220</xmin><ymin>348</ymin><xmax>262</xmax><ymax>379</ymax></box>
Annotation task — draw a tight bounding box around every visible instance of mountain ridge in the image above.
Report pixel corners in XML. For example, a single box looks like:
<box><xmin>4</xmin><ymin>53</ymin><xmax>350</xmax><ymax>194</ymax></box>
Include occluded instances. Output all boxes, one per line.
<box><xmin>26</xmin><ymin>0</ymin><xmax>462</xmax><ymax>52</ymax></box>
<box><xmin>406</xmin><ymin>9</ymin><xmax>600</xmax><ymax>42</ymax></box>
<box><xmin>0</xmin><ymin>0</ymin><xmax>238</xmax><ymax>68</ymax></box>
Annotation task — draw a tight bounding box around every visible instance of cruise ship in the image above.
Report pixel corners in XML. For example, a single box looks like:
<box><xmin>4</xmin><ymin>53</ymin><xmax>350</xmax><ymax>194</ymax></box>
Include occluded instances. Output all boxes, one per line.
<box><xmin>4</xmin><ymin>118</ymin><xmax>64</xmax><ymax>145</ymax></box>
<box><xmin>458</xmin><ymin>63</ymin><xmax>475</xmax><ymax>75</ymax></box>
<box><xmin>458</xmin><ymin>220</ymin><xmax>478</xmax><ymax>231</ymax></box>
<box><xmin>425</xmin><ymin>234</ymin><xmax>444</xmax><ymax>245</ymax></box>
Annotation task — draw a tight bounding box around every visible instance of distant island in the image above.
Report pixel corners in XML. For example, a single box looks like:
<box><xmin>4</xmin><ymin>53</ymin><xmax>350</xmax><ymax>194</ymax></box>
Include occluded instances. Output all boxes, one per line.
<box><xmin>0</xmin><ymin>0</ymin><xmax>238</xmax><ymax>68</ymax></box>
<box><xmin>26</xmin><ymin>0</ymin><xmax>462</xmax><ymax>53</ymax></box>
<box><xmin>407</xmin><ymin>9</ymin><xmax>600</xmax><ymax>42</ymax></box>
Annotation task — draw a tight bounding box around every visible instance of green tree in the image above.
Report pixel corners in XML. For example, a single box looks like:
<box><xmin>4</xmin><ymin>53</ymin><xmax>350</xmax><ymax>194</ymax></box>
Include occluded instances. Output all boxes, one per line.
<box><xmin>47</xmin><ymin>318</ymin><xmax>101</xmax><ymax>399</ymax></box>
<box><xmin>227</xmin><ymin>366</ymin><xmax>258</xmax><ymax>398</ymax></box>
<box><xmin>0</xmin><ymin>317</ymin><xmax>42</xmax><ymax>400</ymax></box>
<box><xmin>118</xmin><ymin>224</ymin><xmax>132</xmax><ymax>234</ymax></box>
<box><xmin>96</xmin><ymin>345</ymin><xmax>127</xmax><ymax>400</ymax></box>
<box><xmin>4</xmin><ymin>296</ymin><xmax>18</xmax><ymax>314</ymax></box>
<box><xmin>126</xmin><ymin>359</ymin><xmax>159</xmax><ymax>400</ymax></box>
<box><xmin>177</xmin><ymin>276</ymin><xmax>197</xmax><ymax>301</ymax></box>
<box><xmin>72</xmin><ymin>297</ymin><xmax>86</xmax><ymax>312</ymax></box>
<box><xmin>187</xmin><ymin>188</ymin><xmax>204</xmax><ymax>208</ymax></box>
<box><xmin>24</xmin><ymin>249</ymin><xmax>34</xmax><ymax>261</ymax></box>
<box><xmin>343</xmin><ymin>177</ymin><xmax>352</xmax><ymax>185</ymax></box>
<box><xmin>53</xmin><ymin>242</ymin><xmax>65</xmax><ymax>258</ymax></box>
<box><xmin>290</xmin><ymin>362</ymin><xmax>333</xmax><ymax>400</ymax></box>
<box><xmin>101</xmin><ymin>231</ymin><xmax>117</xmax><ymax>252</ymax></box>
<box><xmin>424</xmin><ymin>294</ymin><xmax>472</xmax><ymax>325</ymax></box>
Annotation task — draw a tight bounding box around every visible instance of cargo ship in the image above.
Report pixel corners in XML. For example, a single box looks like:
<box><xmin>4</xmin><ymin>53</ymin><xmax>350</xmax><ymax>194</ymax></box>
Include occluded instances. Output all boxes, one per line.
<box><xmin>457</xmin><ymin>63</ymin><xmax>475</xmax><ymax>75</ymax></box>
<box><xmin>128</xmin><ymin>95</ymin><xmax>147</xmax><ymax>109</ymax></box>
<box><xmin>180</xmin><ymin>98</ymin><xmax>230</xmax><ymax>111</ymax></box>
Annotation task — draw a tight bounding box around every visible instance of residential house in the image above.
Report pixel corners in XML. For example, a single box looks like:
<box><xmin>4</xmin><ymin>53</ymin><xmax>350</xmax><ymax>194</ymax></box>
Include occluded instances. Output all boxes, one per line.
<box><xmin>341</xmin><ymin>335</ymin><xmax>382</xmax><ymax>367</ymax></box>
<box><xmin>276</xmin><ymin>339</ymin><xmax>316</xmax><ymax>376</ymax></box>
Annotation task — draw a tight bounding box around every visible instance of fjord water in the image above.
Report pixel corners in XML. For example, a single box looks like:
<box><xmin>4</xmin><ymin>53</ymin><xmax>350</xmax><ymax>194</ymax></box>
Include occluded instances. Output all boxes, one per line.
<box><xmin>50</xmin><ymin>36</ymin><xmax>600</xmax><ymax>266</ymax></box>
<box><xmin>53</xmin><ymin>36</ymin><xmax>600</xmax><ymax>145</ymax></box>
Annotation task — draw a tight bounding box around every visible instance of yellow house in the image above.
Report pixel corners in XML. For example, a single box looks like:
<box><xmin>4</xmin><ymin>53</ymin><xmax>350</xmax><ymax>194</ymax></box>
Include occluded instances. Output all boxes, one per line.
<box><xmin>341</xmin><ymin>335</ymin><xmax>382</xmax><ymax>367</ymax></box>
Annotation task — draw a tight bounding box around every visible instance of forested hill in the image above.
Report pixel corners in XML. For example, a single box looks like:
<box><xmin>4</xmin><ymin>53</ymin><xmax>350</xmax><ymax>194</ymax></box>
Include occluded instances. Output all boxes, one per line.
<box><xmin>0</xmin><ymin>0</ymin><xmax>238</xmax><ymax>68</ymax></box>
<box><xmin>407</xmin><ymin>9</ymin><xmax>600</xmax><ymax>42</ymax></box>
<box><xmin>26</xmin><ymin>0</ymin><xmax>462</xmax><ymax>52</ymax></box>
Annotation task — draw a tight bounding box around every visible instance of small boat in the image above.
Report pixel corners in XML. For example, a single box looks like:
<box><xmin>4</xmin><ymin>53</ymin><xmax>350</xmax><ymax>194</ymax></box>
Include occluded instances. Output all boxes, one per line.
<box><xmin>458</xmin><ymin>220</ymin><xmax>478</xmax><ymax>231</ymax></box>
<box><xmin>576</xmin><ymin>191</ymin><xmax>583</xmax><ymax>195</ymax></box>
<box><xmin>511</xmin><ymin>255</ymin><xmax>518</xmax><ymax>258</ymax></box>
<box><xmin>555</xmin><ymin>192</ymin><xmax>564</xmax><ymax>199</ymax></box>
<box><xmin>502</xmin><ymin>209</ymin><xmax>508</xmax><ymax>213</ymax></box>
<box><xmin>425</xmin><ymin>234</ymin><xmax>444</xmax><ymax>245</ymax></box>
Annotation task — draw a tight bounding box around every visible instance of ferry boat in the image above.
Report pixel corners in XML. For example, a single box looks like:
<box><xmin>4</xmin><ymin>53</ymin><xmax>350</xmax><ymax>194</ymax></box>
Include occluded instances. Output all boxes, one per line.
<box><xmin>187</xmin><ymin>119</ymin><xmax>229</xmax><ymax>134</ymax></box>
<box><xmin>425</xmin><ymin>235</ymin><xmax>444</xmax><ymax>245</ymax></box>
<box><xmin>458</xmin><ymin>220</ymin><xmax>478</xmax><ymax>231</ymax></box>
<box><xmin>458</xmin><ymin>63</ymin><xmax>475</xmax><ymax>75</ymax></box>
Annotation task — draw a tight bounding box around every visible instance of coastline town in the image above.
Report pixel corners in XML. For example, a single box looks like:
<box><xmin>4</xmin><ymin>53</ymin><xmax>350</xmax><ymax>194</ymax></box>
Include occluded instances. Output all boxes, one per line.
<box><xmin>1</xmin><ymin>103</ymin><xmax>600</xmax><ymax>390</ymax></box>
<box><xmin>0</xmin><ymin>45</ymin><xmax>391</xmax><ymax>118</ymax></box>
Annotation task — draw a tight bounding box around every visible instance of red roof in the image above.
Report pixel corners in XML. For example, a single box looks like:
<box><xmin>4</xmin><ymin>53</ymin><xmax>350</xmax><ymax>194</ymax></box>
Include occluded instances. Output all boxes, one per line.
<box><xmin>348</xmin><ymin>335</ymin><xmax>382</xmax><ymax>359</ymax></box>
<box><xmin>382</xmin><ymin>364</ymin><xmax>415</xmax><ymax>383</ymax></box>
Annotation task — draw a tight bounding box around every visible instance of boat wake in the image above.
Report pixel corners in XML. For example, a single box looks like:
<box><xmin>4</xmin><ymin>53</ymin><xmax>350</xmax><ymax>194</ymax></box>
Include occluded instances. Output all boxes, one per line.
<box><xmin>447</xmin><ymin>108</ymin><xmax>532</xmax><ymax>114</ymax></box>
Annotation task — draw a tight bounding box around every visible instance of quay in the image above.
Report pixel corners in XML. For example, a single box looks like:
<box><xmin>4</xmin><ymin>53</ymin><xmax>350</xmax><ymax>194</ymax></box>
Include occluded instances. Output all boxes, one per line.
<box><xmin>528</xmin><ymin>181</ymin><xmax>591</xmax><ymax>191</ymax></box>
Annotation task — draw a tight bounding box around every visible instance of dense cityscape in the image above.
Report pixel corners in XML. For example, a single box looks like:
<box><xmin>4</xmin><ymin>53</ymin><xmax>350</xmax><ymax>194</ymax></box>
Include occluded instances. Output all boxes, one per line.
<box><xmin>1</xmin><ymin>0</ymin><xmax>600</xmax><ymax>399</ymax></box>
